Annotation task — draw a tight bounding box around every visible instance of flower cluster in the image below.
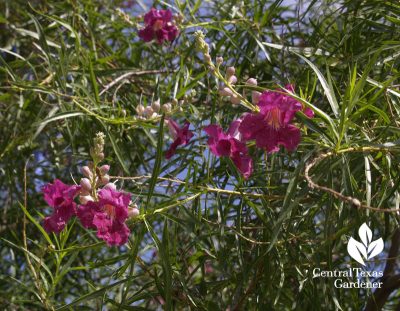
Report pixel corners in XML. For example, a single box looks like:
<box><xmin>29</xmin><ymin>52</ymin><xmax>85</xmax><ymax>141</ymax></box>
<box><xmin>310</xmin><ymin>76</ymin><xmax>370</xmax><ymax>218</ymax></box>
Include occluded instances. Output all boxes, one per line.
<box><xmin>42</xmin><ymin>133</ymin><xmax>139</xmax><ymax>246</ymax></box>
<box><xmin>205</xmin><ymin>77</ymin><xmax>314</xmax><ymax>178</ymax></box>
<box><xmin>138</xmin><ymin>8</ymin><xmax>179</xmax><ymax>44</ymax></box>
<box><xmin>134</xmin><ymin>19</ymin><xmax>315</xmax><ymax>179</ymax></box>
<box><xmin>239</xmin><ymin>84</ymin><xmax>314</xmax><ymax>153</ymax></box>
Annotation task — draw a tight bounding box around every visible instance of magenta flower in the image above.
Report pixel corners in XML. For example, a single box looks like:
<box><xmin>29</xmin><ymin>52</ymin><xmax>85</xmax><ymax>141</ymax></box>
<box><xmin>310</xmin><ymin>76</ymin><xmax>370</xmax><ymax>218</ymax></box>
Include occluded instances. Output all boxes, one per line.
<box><xmin>239</xmin><ymin>85</ymin><xmax>313</xmax><ymax>153</ymax></box>
<box><xmin>204</xmin><ymin>121</ymin><xmax>253</xmax><ymax>179</ymax></box>
<box><xmin>138</xmin><ymin>8</ymin><xmax>179</xmax><ymax>44</ymax></box>
<box><xmin>77</xmin><ymin>188</ymin><xmax>131</xmax><ymax>246</ymax></box>
<box><xmin>165</xmin><ymin>119</ymin><xmax>194</xmax><ymax>159</ymax></box>
<box><xmin>42</xmin><ymin>179</ymin><xmax>81</xmax><ymax>233</ymax></box>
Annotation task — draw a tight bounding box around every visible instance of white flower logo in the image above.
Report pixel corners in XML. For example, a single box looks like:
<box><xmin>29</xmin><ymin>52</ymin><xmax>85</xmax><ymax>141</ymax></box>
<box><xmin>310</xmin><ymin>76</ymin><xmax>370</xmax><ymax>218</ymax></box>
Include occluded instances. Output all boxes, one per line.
<box><xmin>347</xmin><ymin>223</ymin><xmax>384</xmax><ymax>266</ymax></box>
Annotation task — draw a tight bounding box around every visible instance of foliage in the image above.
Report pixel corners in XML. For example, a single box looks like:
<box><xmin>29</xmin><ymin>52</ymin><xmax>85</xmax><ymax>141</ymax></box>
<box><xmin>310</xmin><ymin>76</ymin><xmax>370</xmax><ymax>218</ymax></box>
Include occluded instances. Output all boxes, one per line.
<box><xmin>1</xmin><ymin>0</ymin><xmax>400</xmax><ymax>310</ymax></box>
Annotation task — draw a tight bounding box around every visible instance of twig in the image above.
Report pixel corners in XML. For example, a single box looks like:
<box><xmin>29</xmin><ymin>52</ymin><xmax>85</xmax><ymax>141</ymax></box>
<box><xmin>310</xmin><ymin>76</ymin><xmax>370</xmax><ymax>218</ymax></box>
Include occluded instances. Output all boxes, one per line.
<box><xmin>304</xmin><ymin>146</ymin><xmax>400</xmax><ymax>213</ymax></box>
<box><xmin>110</xmin><ymin>175</ymin><xmax>284</xmax><ymax>200</ymax></box>
<box><xmin>99</xmin><ymin>70</ymin><xmax>172</xmax><ymax>96</ymax></box>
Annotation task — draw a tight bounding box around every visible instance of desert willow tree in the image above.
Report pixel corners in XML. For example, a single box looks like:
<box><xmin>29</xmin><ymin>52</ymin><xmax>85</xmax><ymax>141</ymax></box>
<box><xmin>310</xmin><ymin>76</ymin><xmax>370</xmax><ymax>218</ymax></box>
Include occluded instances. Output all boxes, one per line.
<box><xmin>1</xmin><ymin>0</ymin><xmax>400</xmax><ymax>310</ymax></box>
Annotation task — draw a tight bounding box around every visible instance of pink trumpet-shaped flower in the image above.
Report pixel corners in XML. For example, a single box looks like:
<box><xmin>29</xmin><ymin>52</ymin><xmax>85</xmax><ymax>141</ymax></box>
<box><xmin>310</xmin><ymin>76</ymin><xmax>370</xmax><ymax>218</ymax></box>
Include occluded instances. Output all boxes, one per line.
<box><xmin>165</xmin><ymin>119</ymin><xmax>194</xmax><ymax>159</ymax></box>
<box><xmin>77</xmin><ymin>188</ymin><xmax>131</xmax><ymax>246</ymax></box>
<box><xmin>239</xmin><ymin>85</ymin><xmax>313</xmax><ymax>153</ymax></box>
<box><xmin>138</xmin><ymin>8</ymin><xmax>179</xmax><ymax>44</ymax></box>
<box><xmin>204</xmin><ymin>120</ymin><xmax>253</xmax><ymax>178</ymax></box>
<box><xmin>42</xmin><ymin>179</ymin><xmax>81</xmax><ymax>233</ymax></box>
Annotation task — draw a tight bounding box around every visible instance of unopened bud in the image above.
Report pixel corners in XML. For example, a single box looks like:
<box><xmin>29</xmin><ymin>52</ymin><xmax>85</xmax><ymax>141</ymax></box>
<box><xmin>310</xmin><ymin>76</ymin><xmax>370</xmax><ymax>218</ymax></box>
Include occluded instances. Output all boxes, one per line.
<box><xmin>136</xmin><ymin>104</ymin><xmax>145</xmax><ymax>116</ymax></box>
<box><xmin>144</xmin><ymin>106</ymin><xmax>154</xmax><ymax>118</ymax></box>
<box><xmin>228</xmin><ymin>75</ymin><xmax>237</xmax><ymax>85</ymax></box>
<box><xmin>128</xmin><ymin>207</ymin><xmax>140</xmax><ymax>218</ymax></box>
<box><xmin>216</xmin><ymin>56</ymin><xmax>223</xmax><ymax>65</ymax></box>
<box><xmin>151</xmin><ymin>99</ymin><xmax>160</xmax><ymax>112</ymax></box>
<box><xmin>80</xmin><ymin>178</ymin><xmax>92</xmax><ymax>193</ymax></box>
<box><xmin>81</xmin><ymin>166</ymin><xmax>92</xmax><ymax>178</ymax></box>
<box><xmin>252</xmin><ymin>91</ymin><xmax>261</xmax><ymax>104</ymax></box>
<box><xmin>79</xmin><ymin>195</ymin><xmax>94</xmax><ymax>205</ymax></box>
<box><xmin>226</xmin><ymin>66</ymin><xmax>235</xmax><ymax>77</ymax></box>
<box><xmin>99</xmin><ymin>164</ymin><xmax>110</xmax><ymax>175</ymax></box>
<box><xmin>230</xmin><ymin>95</ymin><xmax>241</xmax><ymax>105</ymax></box>
<box><xmin>104</xmin><ymin>182</ymin><xmax>117</xmax><ymax>191</ymax></box>
<box><xmin>161</xmin><ymin>103</ymin><xmax>172</xmax><ymax>113</ymax></box>
<box><xmin>97</xmin><ymin>152</ymin><xmax>105</xmax><ymax>161</ymax></box>
<box><xmin>101</xmin><ymin>174</ymin><xmax>110</xmax><ymax>185</ymax></box>
<box><xmin>171</xmin><ymin>98</ymin><xmax>178</xmax><ymax>105</ymax></box>
<box><xmin>204</xmin><ymin>54</ymin><xmax>212</xmax><ymax>64</ymax></box>
<box><xmin>218</xmin><ymin>87</ymin><xmax>233</xmax><ymax>97</ymax></box>
<box><xmin>246</xmin><ymin>78</ymin><xmax>257</xmax><ymax>86</ymax></box>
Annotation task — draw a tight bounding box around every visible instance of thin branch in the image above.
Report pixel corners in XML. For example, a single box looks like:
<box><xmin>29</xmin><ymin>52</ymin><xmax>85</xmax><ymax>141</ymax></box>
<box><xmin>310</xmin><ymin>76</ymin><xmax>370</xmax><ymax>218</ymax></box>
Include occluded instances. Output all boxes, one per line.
<box><xmin>110</xmin><ymin>175</ymin><xmax>284</xmax><ymax>200</ymax></box>
<box><xmin>304</xmin><ymin>146</ymin><xmax>400</xmax><ymax>213</ymax></box>
<box><xmin>99</xmin><ymin>70</ymin><xmax>172</xmax><ymax>96</ymax></box>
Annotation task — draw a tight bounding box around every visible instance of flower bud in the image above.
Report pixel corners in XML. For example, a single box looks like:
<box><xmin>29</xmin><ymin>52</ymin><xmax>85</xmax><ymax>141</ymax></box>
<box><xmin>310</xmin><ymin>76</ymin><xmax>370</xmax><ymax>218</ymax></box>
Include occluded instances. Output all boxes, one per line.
<box><xmin>161</xmin><ymin>103</ymin><xmax>172</xmax><ymax>113</ymax></box>
<box><xmin>246</xmin><ymin>78</ymin><xmax>257</xmax><ymax>86</ymax></box>
<box><xmin>80</xmin><ymin>178</ymin><xmax>92</xmax><ymax>193</ymax></box>
<box><xmin>218</xmin><ymin>87</ymin><xmax>233</xmax><ymax>97</ymax></box>
<box><xmin>128</xmin><ymin>207</ymin><xmax>140</xmax><ymax>218</ymax></box>
<box><xmin>204</xmin><ymin>54</ymin><xmax>212</xmax><ymax>64</ymax></box>
<box><xmin>99</xmin><ymin>164</ymin><xmax>110</xmax><ymax>175</ymax></box>
<box><xmin>104</xmin><ymin>182</ymin><xmax>117</xmax><ymax>191</ymax></box>
<box><xmin>79</xmin><ymin>195</ymin><xmax>94</xmax><ymax>205</ymax></box>
<box><xmin>171</xmin><ymin>98</ymin><xmax>178</xmax><ymax>106</ymax></box>
<box><xmin>230</xmin><ymin>95</ymin><xmax>241</xmax><ymax>105</ymax></box>
<box><xmin>136</xmin><ymin>104</ymin><xmax>145</xmax><ymax>116</ymax></box>
<box><xmin>216</xmin><ymin>56</ymin><xmax>223</xmax><ymax>65</ymax></box>
<box><xmin>228</xmin><ymin>75</ymin><xmax>237</xmax><ymax>85</ymax></box>
<box><xmin>151</xmin><ymin>99</ymin><xmax>160</xmax><ymax>112</ymax></box>
<box><xmin>252</xmin><ymin>91</ymin><xmax>261</xmax><ymax>105</ymax></box>
<box><xmin>144</xmin><ymin>106</ymin><xmax>154</xmax><ymax>118</ymax></box>
<box><xmin>97</xmin><ymin>152</ymin><xmax>105</xmax><ymax>161</ymax></box>
<box><xmin>81</xmin><ymin>166</ymin><xmax>92</xmax><ymax>178</ymax></box>
<box><xmin>101</xmin><ymin>174</ymin><xmax>110</xmax><ymax>185</ymax></box>
<box><xmin>226</xmin><ymin>66</ymin><xmax>235</xmax><ymax>78</ymax></box>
